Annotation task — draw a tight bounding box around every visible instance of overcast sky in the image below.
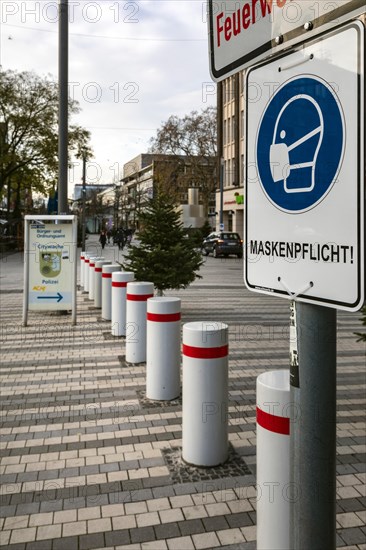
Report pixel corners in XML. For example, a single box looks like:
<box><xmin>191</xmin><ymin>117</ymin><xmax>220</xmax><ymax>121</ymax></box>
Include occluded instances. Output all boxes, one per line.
<box><xmin>1</xmin><ymin>0</ymin><xmax>216</xmax><ymax>196</ymax></box>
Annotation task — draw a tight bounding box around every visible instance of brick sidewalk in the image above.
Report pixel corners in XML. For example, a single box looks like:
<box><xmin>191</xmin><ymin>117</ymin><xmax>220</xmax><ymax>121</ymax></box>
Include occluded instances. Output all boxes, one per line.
<box><xmin>0</xmin><ymin>245</ymin><xmax>365</xmax><ymax>549</ymax></box>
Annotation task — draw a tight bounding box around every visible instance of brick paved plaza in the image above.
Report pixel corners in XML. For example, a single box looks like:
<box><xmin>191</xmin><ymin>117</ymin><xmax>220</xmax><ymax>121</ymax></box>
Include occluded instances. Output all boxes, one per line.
<box><xmin>0</xmin><ymin>240</ymin><xmax>365</xmax><ymax>549</ymax></box>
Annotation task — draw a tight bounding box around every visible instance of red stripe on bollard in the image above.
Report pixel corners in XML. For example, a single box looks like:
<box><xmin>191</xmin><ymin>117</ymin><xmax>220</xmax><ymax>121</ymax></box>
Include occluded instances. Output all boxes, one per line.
<box><xmin>127</xmin><ymin>293</ymin><xmax>154</xmax><ymax>301</ymax></box>
<box><xmin>95</xmin><ymin>268</ymin><xmax>102</xmax><ymax>272</ymax></box>
<box><xmin>256</xmin><ymin>406</ymin><xmax>290</xmax><ymax>436</ymax></box>
<box><xmin>85</xmin><ymin>259</ymin><xmax>90</xmax><ymax>263</ymax></box>
<box><xmin>182</xmin><ymin>344</ymin><xmax>228</xmax><ymax>359</ymax></box>
<box><xmin>90</xmin><ymin>263</ymin><xmax>95</xmax><ymax>267</ymax></box>
<box><xmin>112</xmin><ymin>281</ymin><xmax>127</xmax><ymax>288</ymax></box>
<box><xmin>102</xmin><ymin>273</ymin><xmax>112</xmax><ymax>278</ymax></box>
<box><xmin>147</xmin><ymin>312</ymin><xmax>181</xmax><ymax>322</ymax></box>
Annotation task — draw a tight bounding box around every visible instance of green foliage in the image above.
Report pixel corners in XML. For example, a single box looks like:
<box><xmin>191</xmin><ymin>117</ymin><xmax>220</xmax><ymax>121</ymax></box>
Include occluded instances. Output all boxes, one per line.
<box><xmin>184</xmin><ymin>220</ymin><xmax>213</xmax><ymax>247</ymax></box>
<box><xmin>355</xmin><ymin>305</ymin><xmax>366</xmax><ymax>342</ymax></box>
<box><xmin>123</xmin><ymin>192</ymin><xmax>203</xmax><ymax>293</ymax></box>
<box><xmin>0</xmin><ymin>69</ymin><xmax>91</xmax><ymax>204</ymax></box>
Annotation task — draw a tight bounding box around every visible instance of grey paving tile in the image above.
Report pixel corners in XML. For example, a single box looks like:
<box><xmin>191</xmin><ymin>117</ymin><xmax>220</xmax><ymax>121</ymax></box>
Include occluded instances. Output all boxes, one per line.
<box><xmin>131</xmin><ymin>489</ymin><xmax>154</xmax><ymax>502</ymax></box>
<box><xmin>202</xmin><ymin>515</ymin><xmax>230</xmax><ymax>531</ymax></box>
<box><xmin>26</xmin><ymin>540</ymin><xmax>52</xmax><ymax>550</ymax></box>
<box><xmin>178</xmin><ymin>519</ymin><xmax>205</xmax><ymax>536</ymax></box>
<box><xmin>226</xmin><ymin>512</ymin><xmax>253</xmax><ymax>528</ymax></box>
<box><xmin>39</xmin><ymin>500</ymin><xmax>63</xmax><ymax>513</ymax></box>
<box><xmin>339</xmin><ymin>498</ymin><xmax>365</xmax><ymax>513</ymax></box>
<box><xmin>99</xmin><ymin>463</ymin><xmax>119</xmax><ymax>473</ymax></box>
<box><xmin>16</xmin><ymin>503</ymin><xmax>40</xmax><ymax>516</ymax></box>
<box><xmin>79</xmin><ymin>533</ymin><xmax>105</xmax><ymax>550</ymax></box>
<box><xmin>63</xmin><ymin>496</ymin><xmax>86</xmax><ymax>510</ymax></box>
<box><xmin>173</xmin><ymin>483</ymin><xmax>198</xmax><ymax>496</ymax></box>
<box><xmin>0</xmin><ymin>505</ymin><xmax>17</xmax><ymax>517</ymax></box>
<box><xmin>151</xmin><ymin>486</ymin><xmax>175</xmax><ymax>499</ymax></box>
<box><xmin>154</xmin><ymin>522</ymin><xmax>180</xmax><ymax>540</ymax></box>
<box><xmin>339</xmin><ymin>527</ymin><xmax>366</xmax><ymax>546</ymax></box>
<box><xmin>108</xmin><ymin>491</ymin><xmax>133</xmax><ymax>505</ymax></box>
<box><xmin>104</xmin><ymin>529</ymin><xmax>130</xmax><ymax>547</ymax></box>
<box><xmin>130</xmin><ymin>525</ymin><xmax>155</xmax><ymax>544</ymax></box>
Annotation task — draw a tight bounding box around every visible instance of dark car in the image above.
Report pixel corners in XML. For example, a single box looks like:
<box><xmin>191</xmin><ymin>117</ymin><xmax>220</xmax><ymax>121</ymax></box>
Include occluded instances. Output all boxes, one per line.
<box><xmin>201</xmin><ymin>231</ymin><xmax>243</xmax><ymax>258</ymax></box>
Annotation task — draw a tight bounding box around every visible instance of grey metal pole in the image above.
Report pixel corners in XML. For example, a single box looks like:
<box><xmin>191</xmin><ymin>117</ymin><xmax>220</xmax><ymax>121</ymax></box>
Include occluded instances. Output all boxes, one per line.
<box><xmin>81</xmin><ymin>156</ymin><xmax>86</xmax><ymax>251</ymax></box>
<box><xmin>22</xmin><ymin>219</ymin><xmax>30</xmax><ymax>327</ymax></box>
<box><xmin>219</xmin><ymin>158</ymin><xmax>224</xmax><ymax>229</ymax></box>
<box><xmin>58</xmin><ymin>0</ymin><xmax>69</xmax><ymax>214</ymax></box>
<box><xmin>290</xmin><ymin>301</ymin><xmax>337</xmax><ymax>550</ymax></box>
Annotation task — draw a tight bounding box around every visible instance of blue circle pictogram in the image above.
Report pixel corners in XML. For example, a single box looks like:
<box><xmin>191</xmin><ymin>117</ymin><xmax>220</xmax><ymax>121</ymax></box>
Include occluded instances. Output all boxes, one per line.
<box><xmin>256</xmin><ymin>76</ymin><xmax>345</xmax><ymax>213</ymax></box>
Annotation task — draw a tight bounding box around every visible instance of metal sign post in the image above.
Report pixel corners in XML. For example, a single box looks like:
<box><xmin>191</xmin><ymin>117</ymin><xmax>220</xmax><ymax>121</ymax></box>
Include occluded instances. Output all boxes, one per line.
<box><xmin>290</xmin><ymin>301</ymin><xmax>337</xmax><ymax>548</ymax></box>
<box><xmin>22</xmin><ymin>215</ymin><xmax>77</xmax><ymax>326</ymax></box>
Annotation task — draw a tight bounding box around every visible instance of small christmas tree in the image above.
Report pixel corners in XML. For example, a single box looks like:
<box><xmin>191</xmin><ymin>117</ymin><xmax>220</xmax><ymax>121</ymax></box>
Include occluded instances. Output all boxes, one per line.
<box><xmin>122</xmin><ymin>192</ymin><xmax>203</xmax><ymax>294</ymax></box>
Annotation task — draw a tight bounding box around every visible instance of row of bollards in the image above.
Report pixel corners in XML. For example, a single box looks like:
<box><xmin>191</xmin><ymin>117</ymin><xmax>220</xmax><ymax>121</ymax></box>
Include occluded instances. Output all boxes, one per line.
<box><xmin>80</xmin><ymin>251</ymin><xmax>291</xmax><ymax>548</ymax></box>
<box><xmin>79</xmin><ymin>252</ymin><xmax>229</xmax><ymax>467</ymax></box>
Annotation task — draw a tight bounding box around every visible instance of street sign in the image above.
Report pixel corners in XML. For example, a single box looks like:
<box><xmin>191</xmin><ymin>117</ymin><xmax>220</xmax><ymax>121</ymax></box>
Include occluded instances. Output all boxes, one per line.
<box><xmin>23</xmin><ymin>215</ymin><xmax>77</xmax><ymax>325</ymax></box>
<box><xmin>208</xmin><ymin>0</ymin><xmax>365</xmax><ymax>80</ymax></box>
<box><xmin>244</xmin><ymin>21</ymin><xmax>364</xmax><ymax>311</ymax></box>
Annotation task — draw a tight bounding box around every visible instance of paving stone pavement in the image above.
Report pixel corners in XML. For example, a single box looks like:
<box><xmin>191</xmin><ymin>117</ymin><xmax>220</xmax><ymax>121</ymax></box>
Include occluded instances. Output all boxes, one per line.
<box><xmin>0</xmin><ymin>238</ymin><xmax>365</xmax><ymax>550</ymax></box>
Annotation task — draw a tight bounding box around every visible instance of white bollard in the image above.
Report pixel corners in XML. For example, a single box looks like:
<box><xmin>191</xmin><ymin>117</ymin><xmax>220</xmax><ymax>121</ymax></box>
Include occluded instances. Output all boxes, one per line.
<box><xmin>125</xmin><ymin>282</ymin><xmax>154</xmax><ymax>364</ymax></box>
<box><xmin>182</xmin><ymin>321</ymin><xmax>229</xmax><ymax>466</ymax></box>
<box><xmin>94</xmin><ymin>260</ymin><xmax>111</xmax><ymax>308</ymax></box>
<box><xmin>101</xmin><ymin>264</ymin><xmax>121</xmax><ymax>320</ymax></box>
<box><xmin>83</xmin><ymin>255</ymin><xmax>90</xmax><ymax>293</ymax></box>
<box><xmin>80</xmin><ymin>252</ymin><xmax>85</xmax><ymax>288</ymax></box>
<box><xmin>146</xmin><ymin>297</ymin><xmax>181</xmax><ymax>400</ymax></box>
<box><xmin>88</xmin><ymin>257</ymin><xmax>103</xmax><ymax>301</ymax></box>
<box><xmin>86</xmin><ymin>256</ymin><xmax>97</xmax><ymax>298</ymax></box>
<box><xmin>111</xmin><ymin>271</ymin><xmax>135</xmax><ymax>336</ymax></box>
<box><xmin>256</xmin><ymin>370</ymin><xmax>290</xmax><ymax>550</ymax></box>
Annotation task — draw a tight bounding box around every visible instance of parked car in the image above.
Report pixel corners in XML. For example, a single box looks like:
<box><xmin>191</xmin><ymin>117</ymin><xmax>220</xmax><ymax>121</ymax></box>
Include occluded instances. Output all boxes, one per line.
<box><xmin>201</xmin><ymin>231</ymin><xmax>243</xmax><ymax>258</ymax></box>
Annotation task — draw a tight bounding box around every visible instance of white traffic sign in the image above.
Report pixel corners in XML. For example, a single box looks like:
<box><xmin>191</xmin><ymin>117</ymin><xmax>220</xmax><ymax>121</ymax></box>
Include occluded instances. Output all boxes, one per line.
<box><xmin>23</xmin><ymin>215</ymin><xmax>77</xmax><ymax>325</ymax></box>
<box><xmin>208</xmin><ymin>0</ymin><xmax>365</xmax><ymax>80</ymax></box>
<box><xmin>244</xmin><ymin>21</ymin><xmax>364</xmax><ymax>311</ymax></box>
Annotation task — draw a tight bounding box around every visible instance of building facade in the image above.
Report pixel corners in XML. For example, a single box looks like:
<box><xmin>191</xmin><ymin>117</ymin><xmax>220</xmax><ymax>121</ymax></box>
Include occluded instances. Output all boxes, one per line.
<box><xmin>120</xmin><ymin>154</ymin><xmax>216</xmax><ymax>230</ymax></box>
<box><xmin>216</xmin><ymin>73</ymin><xmax>245</xmax><ymax>236</ymax></box>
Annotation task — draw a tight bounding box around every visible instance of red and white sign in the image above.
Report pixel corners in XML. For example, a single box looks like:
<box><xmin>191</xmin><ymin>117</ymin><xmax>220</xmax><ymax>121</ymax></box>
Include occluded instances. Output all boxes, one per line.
<box><xmin>208</xmin><ymin>0</ymin><xmax>365</xmax><ymax>80</ymax></box>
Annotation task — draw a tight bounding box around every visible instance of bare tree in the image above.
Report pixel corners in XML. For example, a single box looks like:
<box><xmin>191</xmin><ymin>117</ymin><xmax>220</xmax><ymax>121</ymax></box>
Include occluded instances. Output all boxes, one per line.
<box><xmin>149</xmin><ymin>107</ymin><xmax>217</xmax><ymax>216</ymax></box>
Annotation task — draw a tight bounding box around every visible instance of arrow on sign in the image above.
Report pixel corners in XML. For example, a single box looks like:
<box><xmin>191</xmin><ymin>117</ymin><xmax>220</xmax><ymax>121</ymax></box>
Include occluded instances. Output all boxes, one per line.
<box><xmin>37</xmin><ymin>292</ymin><xmax>63</xmax><ymax>303</ymax></box>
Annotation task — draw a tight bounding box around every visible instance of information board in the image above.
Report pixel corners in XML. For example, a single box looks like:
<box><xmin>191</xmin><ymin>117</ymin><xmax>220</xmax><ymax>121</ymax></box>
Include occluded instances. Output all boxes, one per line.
<box><xmin>23</xmin><ymin>215</ymin><xmax>77</xmax><ymax>324</ymax></box>
<box><xmin>244</xmin><ymin>22</ymin><xmax>364</xmax><ymax>311</ymax></box>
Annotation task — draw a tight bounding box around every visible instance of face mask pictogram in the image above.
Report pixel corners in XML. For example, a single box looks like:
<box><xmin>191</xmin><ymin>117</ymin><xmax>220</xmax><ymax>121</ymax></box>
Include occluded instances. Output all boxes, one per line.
<box><xmin>269</xmin><ymin>94</ymin><xmax>324</xmax><ymax>193</ymax></box>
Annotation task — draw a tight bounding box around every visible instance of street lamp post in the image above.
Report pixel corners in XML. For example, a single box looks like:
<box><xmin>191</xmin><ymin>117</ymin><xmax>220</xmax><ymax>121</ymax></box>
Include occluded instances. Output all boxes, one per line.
<box><xmin>58</xmin><ymin>0</ymin><xmax>69</xmax><ymax>214</ymax></box>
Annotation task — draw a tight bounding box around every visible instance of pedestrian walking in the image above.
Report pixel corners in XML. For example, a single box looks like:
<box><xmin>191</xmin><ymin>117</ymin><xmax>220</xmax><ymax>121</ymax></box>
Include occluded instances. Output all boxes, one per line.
<box><xmin>99</xmin><ymin>230</ymin><xmax>107</xmax><ymax>250</ymax></box>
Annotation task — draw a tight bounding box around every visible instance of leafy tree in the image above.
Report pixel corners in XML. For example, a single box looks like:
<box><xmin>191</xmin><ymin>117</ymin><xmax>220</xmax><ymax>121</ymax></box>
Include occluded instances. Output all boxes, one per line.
<box><xmin>149</xmin><ymin>107</ymin><xmax>217</xmax><ymax>216</ymax></box>
<box><xmin>0</xmin><ymin>69</ymin><xmax>90</xmax><ymax>213</ymax></box>
<box><xmin>122</xmin><ymin>192</ymin><xmax>203</xmax><ymax>295</ymax></box>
